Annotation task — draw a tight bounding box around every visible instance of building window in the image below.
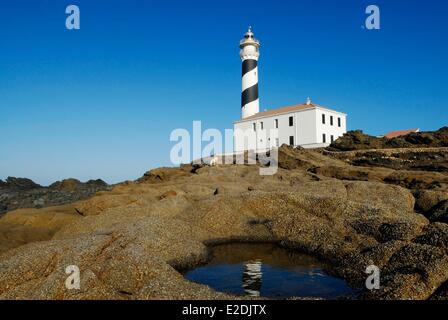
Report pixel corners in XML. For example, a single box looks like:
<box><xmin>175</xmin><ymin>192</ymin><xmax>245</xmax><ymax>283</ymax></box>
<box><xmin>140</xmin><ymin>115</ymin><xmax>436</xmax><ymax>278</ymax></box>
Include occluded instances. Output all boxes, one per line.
<box><xmin>331</xmin><ymin>135</ymin><xmax>334</xmax><ymax>143</ymax></box>
<box><xmin>289</xmin><ymin>116</ymin><xmax>293</xmax><ymax>126</ymax></box>
<box><xmin>289</xmin><ymin>136</ymin><xmax>294</xmax><ymax>146</ymax></box>
<box><xmin>330</xmin><ymin>116</ymin><xmax>333</xmax><ymax>126</ymax></box>
<box><xmin>322</xmin><ymin>134</ymin><xmax>326</xmax><ymax>143</ymax></box>
<box><xmin>261</xmin><ymin>122</ymin><xmax>264</xmax><ymax>130</ymax></box>
<box><xmin>253</xmin><ymin>123</ymin><xmax>256</xmax><ymax>131</ymax></box>
<box><xmin>338</xmin><ymin>117</ymin><xmax>341</xmax><ymax>127</ymax></box>
<box><xmin>275</xmin><ymin>119</ymin><xmax>278</xmax><ymax>128</ymax></box>
<box><xmin>322</xmin><ymin>114</ymin><xmax>325</xmax><ymax>124</ymax></box>
<box><xmin>275</xmin><ymin>138</ymin><xmax>279</xmax><ymax>147</ymax></box>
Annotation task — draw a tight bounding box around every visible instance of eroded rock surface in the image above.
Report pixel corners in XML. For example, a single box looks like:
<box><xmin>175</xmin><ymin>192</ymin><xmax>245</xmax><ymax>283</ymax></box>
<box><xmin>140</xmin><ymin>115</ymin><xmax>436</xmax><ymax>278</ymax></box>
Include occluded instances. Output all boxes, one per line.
<box><xmin>0</xmin><ymin>145</ymin><xmax>447</xmax><ymax>300</ymax></box>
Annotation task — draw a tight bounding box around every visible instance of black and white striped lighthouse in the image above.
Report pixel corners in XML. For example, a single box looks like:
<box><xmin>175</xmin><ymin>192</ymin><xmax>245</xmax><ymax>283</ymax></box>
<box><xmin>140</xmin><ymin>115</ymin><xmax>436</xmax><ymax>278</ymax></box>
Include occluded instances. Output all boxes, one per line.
<box><xmin>240</xmin><ymin>27</ymin><xmax>260</xmax><ymax>119</ymax></box>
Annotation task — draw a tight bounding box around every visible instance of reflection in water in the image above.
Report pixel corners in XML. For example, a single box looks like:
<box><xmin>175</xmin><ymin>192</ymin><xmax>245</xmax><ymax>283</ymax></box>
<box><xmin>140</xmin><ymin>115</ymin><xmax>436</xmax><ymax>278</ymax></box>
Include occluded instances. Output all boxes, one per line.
<box><xmin>242</xmin><ymin>260</ymin><xmax>262</xmax><ymax>296</ymax></box>
<box><xmin>183</xmin><ymin>242</ymin><xmax>355</xmax><ymax>299</ymax></box>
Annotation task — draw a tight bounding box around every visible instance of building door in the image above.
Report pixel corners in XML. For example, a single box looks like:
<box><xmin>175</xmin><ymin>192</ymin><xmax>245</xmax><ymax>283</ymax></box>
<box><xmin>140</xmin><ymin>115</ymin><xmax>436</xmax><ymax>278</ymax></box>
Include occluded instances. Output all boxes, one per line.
<box><xmin>289</xmin><ymin>136</ymin><xmax>294</xmax><ymax>146</ymax></box>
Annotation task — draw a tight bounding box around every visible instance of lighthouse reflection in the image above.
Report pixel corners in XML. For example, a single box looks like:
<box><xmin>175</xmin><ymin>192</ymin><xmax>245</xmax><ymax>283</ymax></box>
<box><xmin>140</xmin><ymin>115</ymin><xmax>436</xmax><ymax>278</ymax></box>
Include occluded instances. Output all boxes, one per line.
<box><xmin>183</xmin><ymin>243</ymin><xmax>355</xmax><ymax>299</ymax></box>
<box><xmin>242</xmin><ymin>260</ymin><xmax>262</xmax><ymax>297</ymax></box>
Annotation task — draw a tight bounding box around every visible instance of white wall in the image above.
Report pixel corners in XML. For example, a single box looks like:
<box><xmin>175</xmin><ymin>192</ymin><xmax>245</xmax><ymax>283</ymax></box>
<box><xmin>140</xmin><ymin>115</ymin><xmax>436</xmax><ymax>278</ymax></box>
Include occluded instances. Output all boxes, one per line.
<box><xmin>315</xmin><ymin>108</ymin><xmax>347</xmax><ymax>147</ymax></box>
<box><xmin>234</xmin><ymin>107</ymin><xmax>347</xmax><ymax>152</ymax></box>
<box><xmin>296</xmin><ymin>109</ymin><xmax>317</xmax><ymax>146</ymax></box>
<box><xmin>233</xmin><ymin>120</ymin><xmax>257</xmax><ymax>152</ymax></box>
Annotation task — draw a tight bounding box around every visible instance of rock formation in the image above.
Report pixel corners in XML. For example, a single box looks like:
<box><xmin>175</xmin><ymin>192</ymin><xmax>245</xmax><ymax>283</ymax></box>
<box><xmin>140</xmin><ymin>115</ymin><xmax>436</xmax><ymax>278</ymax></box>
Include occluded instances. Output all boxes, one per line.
<box><xmin>0</xmin><ymin>178</ymin><xmax>110</xmax><ymax>215</ymax></box>
<box><xmin>0</xmin><ymin>141</ymin><xmax>447</xmax><ymax>300</ymax></box>
<box><xmin>328</xmin><ymin>127</ymin><xmax>448</xmax><ymax>151</ymax></box>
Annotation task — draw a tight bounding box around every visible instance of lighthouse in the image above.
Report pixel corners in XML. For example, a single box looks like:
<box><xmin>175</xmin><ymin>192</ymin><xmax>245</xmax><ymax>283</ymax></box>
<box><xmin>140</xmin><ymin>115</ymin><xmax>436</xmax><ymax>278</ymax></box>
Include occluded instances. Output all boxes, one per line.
<box><xmin>234</xmin><ymin>28</ymin><xmax>347</xmax><ymax>152</ymax></box>
<box><xmin>240</xmin><ymin>27</ymin><xmax>260</xmax><ymax>119</ymax></box>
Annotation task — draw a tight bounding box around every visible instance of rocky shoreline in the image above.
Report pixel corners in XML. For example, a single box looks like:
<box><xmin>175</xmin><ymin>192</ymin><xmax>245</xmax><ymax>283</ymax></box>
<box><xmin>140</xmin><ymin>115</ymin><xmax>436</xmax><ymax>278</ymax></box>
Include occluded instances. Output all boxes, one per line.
<box><xmin>0</xmin><ymin>133</ymin><xmax>447</xmax><ymax>300</ymax></box>
<box><xmin>327</xmin><ymin>127</ymin><xmax>448</xmax><ymax>151</ymax></box>
<box><xmin>0</xmin><ymin>177</ymin><xmax>111</xmax><ymax>216</ymax></box>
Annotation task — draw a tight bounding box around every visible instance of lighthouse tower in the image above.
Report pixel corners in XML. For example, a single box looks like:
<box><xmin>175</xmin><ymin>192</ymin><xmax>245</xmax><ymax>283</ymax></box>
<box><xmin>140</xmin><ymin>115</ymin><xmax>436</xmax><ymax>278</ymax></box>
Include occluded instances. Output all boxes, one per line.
<box><xmin>240</xmin><ymin>27</ymin><xmax>260</xmax><ymax>119</ymax></box>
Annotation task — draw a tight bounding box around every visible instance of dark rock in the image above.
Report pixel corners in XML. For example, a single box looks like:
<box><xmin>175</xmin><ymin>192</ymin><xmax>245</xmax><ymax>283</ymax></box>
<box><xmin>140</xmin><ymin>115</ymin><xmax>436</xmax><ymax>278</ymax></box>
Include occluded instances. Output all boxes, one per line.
<box><xmin>86</xmin><ymin>179</ymin><xmax>108</xmax><ymax>187</ymax></box>
<box><xmin>327</xmin><ymin>130</ymin><xmax>386</xmax><ymax>151</ymax></box>
<box><xmin>335</xmin><ymin>241</ymin><xmax>405</xmax><ymax>287</ymax></box>
<box><xmin>350</xmin><ymin>150</ymin><xmax>448</xmax><ymax>172</ymax></box>
<box><xmin>378</xmin><ymin>222</ymin><xmax>422</xmax><ymax>243</ymax></box>
<box><xmin>191</xmin><ymin>164</ymin><xmax>203</xmax><ymax>174</ymax></box>
<box><xmin>3</xmin><ymin>177</ymin><xmax>42</xmax><ymax>191</ymax></box>
<box><xmin>49</xmin><ymin>178</ymin><xmax>82</xmax><ymax>190</ymax></box>
<box><xmin>384</xmin><ymin>171</ymin><xmax>446</xmax><ymax>190</ymax></box>
<box><xmin>0</xmin><ymin>177</ymin><xmax>111</xmax><ymax>215</ymax></box>
<box><xmin>415</xmin><ymin>223</ymin><xmax>448</xmax><ymax>251</ymax></box>
<box><xmin>414</xmin><ymin>190</ymin><xmax>448</xmax><ymax>213</ymax></box>
<box><xmin>402</xmin><ymin>127</ymin><xmax>448</xmax><ymax>147</ymax></box>
<box><xmin>362</xmin><ymin>243</ymin><xmax>448</xmax><ymax>299</ymax></box>
<box><xmin>325</xmin><ymin>147</ymin><xmax>448</xmax><ymax>173</ymax></box>
<box><xmin>328</xmin><ymin>127</ymin><xmax>448</xmax><ymax>152</ymax></box>
<box><xmin>426</xmin><ymin>200</ymin><xmax>448</xmax><ymax>223</ymax></box>
<box><xmin>430</xmin><ymin>280</ymin><xmax>448</xmax><ymax>300</ymax></box>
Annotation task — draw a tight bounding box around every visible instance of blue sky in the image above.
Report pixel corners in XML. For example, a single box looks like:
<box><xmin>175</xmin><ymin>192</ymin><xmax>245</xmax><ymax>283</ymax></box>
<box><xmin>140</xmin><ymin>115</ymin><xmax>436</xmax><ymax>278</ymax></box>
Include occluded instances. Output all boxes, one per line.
<box><xmin>1</xmin><ymin>0</ymin><xmax>447</xmax><ymax>185</ymax></box>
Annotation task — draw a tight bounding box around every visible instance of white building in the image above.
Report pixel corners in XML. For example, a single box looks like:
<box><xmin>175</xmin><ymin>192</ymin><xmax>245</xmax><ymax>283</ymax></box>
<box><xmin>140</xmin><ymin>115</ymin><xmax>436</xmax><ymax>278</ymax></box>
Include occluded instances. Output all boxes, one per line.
<box><xmin>234</xmin><ymin>28</ymin><xmax>347</xmax><ymax>152</ymax></box>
